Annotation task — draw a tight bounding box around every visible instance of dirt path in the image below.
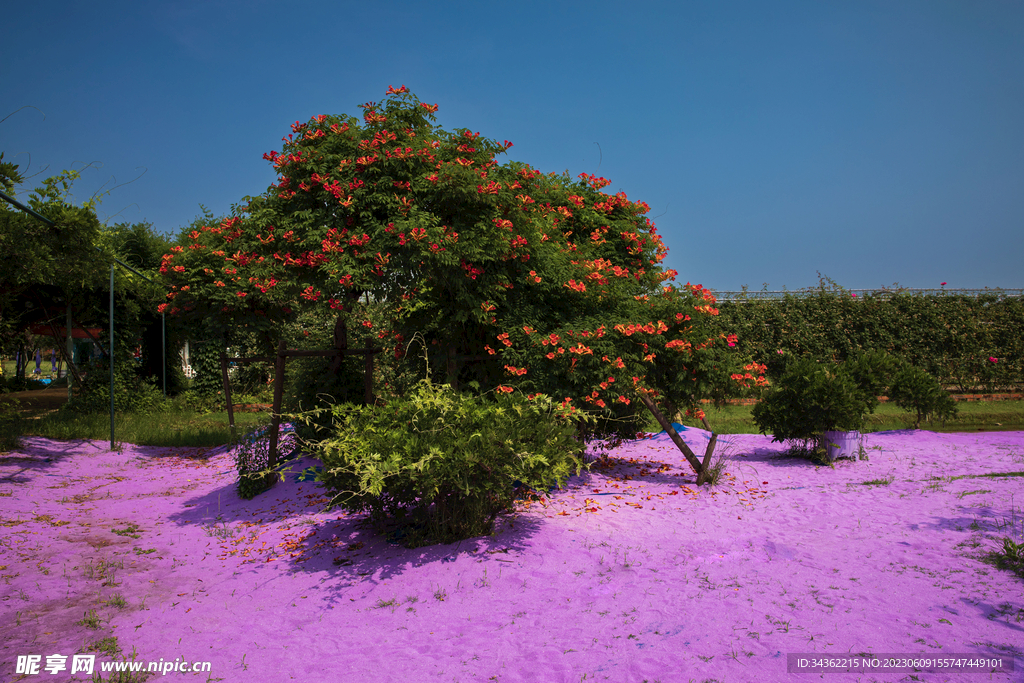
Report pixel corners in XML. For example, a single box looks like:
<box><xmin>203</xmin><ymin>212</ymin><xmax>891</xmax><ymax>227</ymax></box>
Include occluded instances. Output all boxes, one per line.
<box><xmin>5</xmin><ymin>385</ymin><xmax>71</xmax><ymax>416</ymax></box>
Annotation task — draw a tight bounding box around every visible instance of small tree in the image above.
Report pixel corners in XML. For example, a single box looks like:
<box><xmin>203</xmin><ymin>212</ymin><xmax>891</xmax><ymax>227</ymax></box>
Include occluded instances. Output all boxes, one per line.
<box><xmin>888</xmin><ymin>364</ymin><xmax>958</xmax><ymax>429</ymax></box>
<box><xmin>161</xmin><ymin>87</ymin><xmax>758</xmax><ymax>483</ymax></box>
<box><xmin>751</xmin><ymin>357</ymin><xmax>871</xmax><ymax>447</ymax></box>
<box><xmin>1</xmin><ymin>167</ymin><xmax>169</xmax><ymax>410</ymax></box>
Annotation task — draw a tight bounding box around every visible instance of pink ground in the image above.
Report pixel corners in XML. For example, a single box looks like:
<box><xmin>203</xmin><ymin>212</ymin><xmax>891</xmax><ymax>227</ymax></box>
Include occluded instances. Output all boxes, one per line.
<box><xmin>2</xmin><ymin>428</ymin><xmax>1023</xmax><ymax>682</ymax></box>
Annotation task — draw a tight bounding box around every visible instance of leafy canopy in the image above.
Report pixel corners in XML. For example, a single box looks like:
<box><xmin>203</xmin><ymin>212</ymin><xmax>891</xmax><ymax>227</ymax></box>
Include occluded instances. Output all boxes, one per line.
<box><xmin>161</xmin><ymin>87</ymin><xmax>756</xmax><ymax>439</ymax></box>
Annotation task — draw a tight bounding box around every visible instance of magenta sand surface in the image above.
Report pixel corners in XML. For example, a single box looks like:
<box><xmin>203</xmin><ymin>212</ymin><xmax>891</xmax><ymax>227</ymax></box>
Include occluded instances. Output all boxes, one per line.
<box><xmin>2</xmin><ymin>429</ymin><xmax>1023</xmax><ymax>682</ymax></box>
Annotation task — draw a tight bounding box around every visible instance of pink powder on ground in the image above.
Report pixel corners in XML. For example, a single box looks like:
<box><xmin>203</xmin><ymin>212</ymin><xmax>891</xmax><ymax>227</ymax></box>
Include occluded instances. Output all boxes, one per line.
<box><xmin>1</xmin><ymin>429</ymin><xmax>1022</xmax><ymax>681</ymax></box>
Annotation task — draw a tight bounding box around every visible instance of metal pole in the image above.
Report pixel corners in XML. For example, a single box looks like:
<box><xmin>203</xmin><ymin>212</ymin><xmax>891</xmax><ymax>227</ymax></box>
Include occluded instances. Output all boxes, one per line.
<box><xmin>67</xmin><ymin>304</ymin><xmax>73</xmax><ymax>401</ymax></box>
<box><xmin>110</xmin><ymin>266</ymin><xmax>115</xmax><ymax>450</ymax></box>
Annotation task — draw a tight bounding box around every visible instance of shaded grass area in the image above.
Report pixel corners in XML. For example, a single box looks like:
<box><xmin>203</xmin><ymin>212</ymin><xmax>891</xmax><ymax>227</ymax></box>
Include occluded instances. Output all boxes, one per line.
<box><xmin>677</xmin><ymin>400</ymin><xmax>1024</xmax><ymax>435</ymax></box>
<box><xmin>20</xmin><ymin>406</ymin><xmax>264</xmax><ymax>448</ymax></box>
<box><xmin>1</xmin><ymin>359</ymin><xmax>59</xmax><ymax>376</ymax></box>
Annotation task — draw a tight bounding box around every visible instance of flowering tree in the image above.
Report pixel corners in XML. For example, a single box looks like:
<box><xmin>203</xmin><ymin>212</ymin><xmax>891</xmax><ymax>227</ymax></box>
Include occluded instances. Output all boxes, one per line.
<box><xmin>161</xmin><ymin>87</ymin><xmax>761</xmax><ymax>481</ymax></box>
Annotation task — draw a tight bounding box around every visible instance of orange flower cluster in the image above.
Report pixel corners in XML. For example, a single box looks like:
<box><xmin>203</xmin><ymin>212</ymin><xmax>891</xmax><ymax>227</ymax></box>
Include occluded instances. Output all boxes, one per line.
<box><xmin>614</xmin><ymin>321</ymin><xmax>668</xmax><ymax>336</ymax></box>
<box><xmin>564</xmin><ymin>280</ymin><xmax>587</xmax><ymax>293</ymax></box>
<box><xmin>731</xmin><ymin>362</ymin><xmax>769</xmax><ymax>388</ymax></box>
<box><xmin>577</xmin><ymin>172</ymin><xmax>612</xmax><ymax>190</ymax></box>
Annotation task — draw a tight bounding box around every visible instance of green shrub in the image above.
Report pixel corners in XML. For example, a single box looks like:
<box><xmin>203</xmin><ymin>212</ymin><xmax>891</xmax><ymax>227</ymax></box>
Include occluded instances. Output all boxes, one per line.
<box><xmin>174</xmin><ymin>389</ymin><xmax>222</xmax><ymax>415</ymax></box>
<box><xmin>164</xmin><ymin>362</ymin><xmax>190</xmax><ymax>396</ymax></box>
<box><xmin>0</xmin><ymin>375</ymin><xmax>48</xmax><ymax>393</ymax></box>
<box><xmin>188</xmin><ymin>341</ymin><xmax>224</xmax><ymax>398</ymax></box>
<box><xmin>234</xmin><ymin>423</ymin><xmax>296</xmax><ymax>499</ymax></box>
<box><xmin>305</xmin><ymin>381</ymin><xmax>589</xmax><ymax>547</ymax></box>
<box><xmin>285</xmin><ymin>352</ymin><xmax>367</xmax><ymax>442</ymax></box>
<box><xmin>842</xmin><ymin>349</ymin><xmax>899</xmax><ymax>412</ymax></box>
<box><xmin>888</xmin><ymin>364</ymin><xmax>958</xmax><ymax>428</ymax></box>
<box><xmin>66</xmin><ymin>364</ymin><xmax>167</xmax><ymax>415</ymax></box>
<box><xmin>751</xmin><ymin>358</ymin><xmax>871</xmax><ymax>446</ymax></box>
<box><xmin>714</xmin><ymin>284</ymin><xmax>1024</xmax><ymax>392</ymax></box>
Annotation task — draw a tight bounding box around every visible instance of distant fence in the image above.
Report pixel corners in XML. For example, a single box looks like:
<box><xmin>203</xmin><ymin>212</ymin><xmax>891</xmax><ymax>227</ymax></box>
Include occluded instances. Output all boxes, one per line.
<box><xmin>710</xmin><ymin>288</ymin><xmax>1024</xmax><ymax>302</ymax></box>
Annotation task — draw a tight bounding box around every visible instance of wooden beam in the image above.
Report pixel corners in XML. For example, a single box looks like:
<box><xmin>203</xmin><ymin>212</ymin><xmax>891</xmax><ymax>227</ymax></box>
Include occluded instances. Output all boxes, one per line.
<box><xmin>223</xmin><ymin>356</ymin><xmax>274</xmax><ymax>364</ymax></box>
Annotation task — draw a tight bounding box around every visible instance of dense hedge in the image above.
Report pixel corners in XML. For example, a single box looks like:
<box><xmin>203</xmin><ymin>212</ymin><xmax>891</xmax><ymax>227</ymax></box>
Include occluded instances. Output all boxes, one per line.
<box><xmin>714</xmin><ymin>287</ymin><xmax>1023</xmax><ymax>392</ymax></box>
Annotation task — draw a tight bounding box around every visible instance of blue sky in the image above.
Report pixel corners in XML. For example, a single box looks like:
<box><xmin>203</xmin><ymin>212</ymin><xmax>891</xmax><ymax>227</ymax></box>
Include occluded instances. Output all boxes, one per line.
<box><xmin>4</xmin><ymin>0</ymin><xmax>1022</xmax><ymax>292</ymax></box>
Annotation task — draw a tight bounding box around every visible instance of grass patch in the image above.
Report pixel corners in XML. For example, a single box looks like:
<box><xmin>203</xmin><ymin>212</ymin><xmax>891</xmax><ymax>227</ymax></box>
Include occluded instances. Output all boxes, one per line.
<box><xmin>106</xmin><ymin>593</ymin><xmax>128</xmax><ymax>609</ymax></box>
<box><xmin>860</xmin><ymin>476</ymin><xmax>895</xmax><ymax>486</ymax></box>
<box><xmin>986</xmin><ymin>538</ymin><xmax>1024</xmax><ymax>580</ymax></box>
<box><xmin>112</xmin><ymin>524</ymin><xmax>142</xmax><ymax>539</ymax></box>
<box><xmin>87</xmin><ymin>636</ymin><xmax>121</xmax><ymax>657</ymax></box>
<box><xmin>77</xmin><ymin>609</ymin><xmax>102</xmax><ymax>629</ymax></box>
<box><xmin>83</xmin><ymin>559</ymin><xmax>123</xmax><ymax>583</ymax></box>
<box><xmin>931</xmin><ymin>471</ymin><xmax>1024</xmax><ymax>483</ymax></box>
<box><xmin>0</xmin><ymin>396</ymin><xmax>24</xmax><ymax>453</ymax></box>
<box><xmin>22</xmin><ymin>404</ymin><xmax>264</xmax><ymax>447</ymax></box>
<box><xmin>374</xmin><ymin>597</ymin><xmax>399</xmax><ymax>610</ymax></box>
<box><xmin>203</xmin><ymin>520</ymin><xmax>236</xmax><ymax>539</ymax></box>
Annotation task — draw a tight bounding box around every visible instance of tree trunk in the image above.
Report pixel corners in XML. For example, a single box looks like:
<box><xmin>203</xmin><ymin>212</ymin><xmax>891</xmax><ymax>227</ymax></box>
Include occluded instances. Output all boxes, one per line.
<box><xmin>637</xmin><ymin>394</ymin><xmax>705</xmax><ymax>479</ymax></box>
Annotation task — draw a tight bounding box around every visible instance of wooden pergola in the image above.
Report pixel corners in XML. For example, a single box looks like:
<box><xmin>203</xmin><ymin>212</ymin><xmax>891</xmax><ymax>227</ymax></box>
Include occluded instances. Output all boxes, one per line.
<box><xmin>220</xmin><ymin>315</ymin><xmax>381</xmax><ymax>468</ymax></box>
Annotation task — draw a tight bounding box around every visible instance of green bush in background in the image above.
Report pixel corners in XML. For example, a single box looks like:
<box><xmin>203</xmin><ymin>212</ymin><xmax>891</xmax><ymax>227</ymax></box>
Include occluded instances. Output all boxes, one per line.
<box><xmin>889</xmin><ymin>364</ymin><xmax>958</xmax><ymax>429</ymax></box>
<box><xmin>715</xmin><ymin>281</ymin><xmax>1023</xmax><ymax>392</ymax></box>
<box><xmin>842</xmin><ymin>349</ymin><xmax>900</xmax><ymax>412</ymax></box>
<box><xmin>752</xmin><ymin>350</ymin><xmax>960</xmax><ymax>445</ymax></box>
<box><xmin>0</xmin><ymin>375</ymin><xmax>48</xmax><ymax>393</ymax></box>
<box><xmin>751</xmin><ymin>357</ymin><xmax>872</xmax><ymax>446</ymax></box>
<box><xmin>64</xmin><ymin>361</ymin><xmax>166</xmax><ymax>415</ymax></box>
<box><xmin>187</xmin><ymin>341</ymin><xmax>224</xmax><ymax>398</ymax></box>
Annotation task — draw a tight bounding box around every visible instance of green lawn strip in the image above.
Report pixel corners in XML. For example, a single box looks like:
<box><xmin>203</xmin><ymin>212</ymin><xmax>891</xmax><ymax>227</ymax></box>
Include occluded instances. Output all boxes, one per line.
<box><xmin>672</xmin><ymin>400</ymin><xmax>1024</xmax><ymax>435</ymax></box>
<box><xmin>1</xmin><ymin>359</ymin><xmax>60</xmax><ymax>376</ymax></box>
<box><xmin>927</xmin><ymin>471</ymin><xmax>1024</xmax><ymax>483</ymax></box>
<box><xmin>21</xmin><ymin>407</ymin><xmax>264</xmax><ymax>448</ymax></box>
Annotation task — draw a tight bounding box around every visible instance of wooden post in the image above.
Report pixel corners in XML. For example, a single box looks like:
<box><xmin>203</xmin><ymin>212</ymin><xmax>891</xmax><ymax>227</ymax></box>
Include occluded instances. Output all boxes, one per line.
<box><xmin>268</xmin><ymin>340</ymin><xmax>287</xmax><ymax>470</ymax></box>
<box><xmin>637</xmin><ymin>394</ymin><xmax>706</xmax><ymax>480</ymax></box>
<box><xmin>66</xmin><ymin>304</ymin><xmax>73</xmax><ymax>401</ymax></box>
<box><xmin>220</xmin><ymin>352</ymin><xmax>235</xmax><ymax>439</ymax></box>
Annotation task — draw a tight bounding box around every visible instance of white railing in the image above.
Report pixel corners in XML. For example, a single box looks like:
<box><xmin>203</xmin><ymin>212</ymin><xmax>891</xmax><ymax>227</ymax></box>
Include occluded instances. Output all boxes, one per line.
<box><xmin>710</xmin><ymin>288</ymin><xmax>1024</xmax><ymax>302</ymax></box>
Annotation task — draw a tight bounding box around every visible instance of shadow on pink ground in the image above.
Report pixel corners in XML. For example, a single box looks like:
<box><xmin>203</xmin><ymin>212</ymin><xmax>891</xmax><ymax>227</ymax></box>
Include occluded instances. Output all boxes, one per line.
<box><xmin>2</xmin><ymin>428</ymin><xmax>1023</xmax><ymax>682</ymax></box>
